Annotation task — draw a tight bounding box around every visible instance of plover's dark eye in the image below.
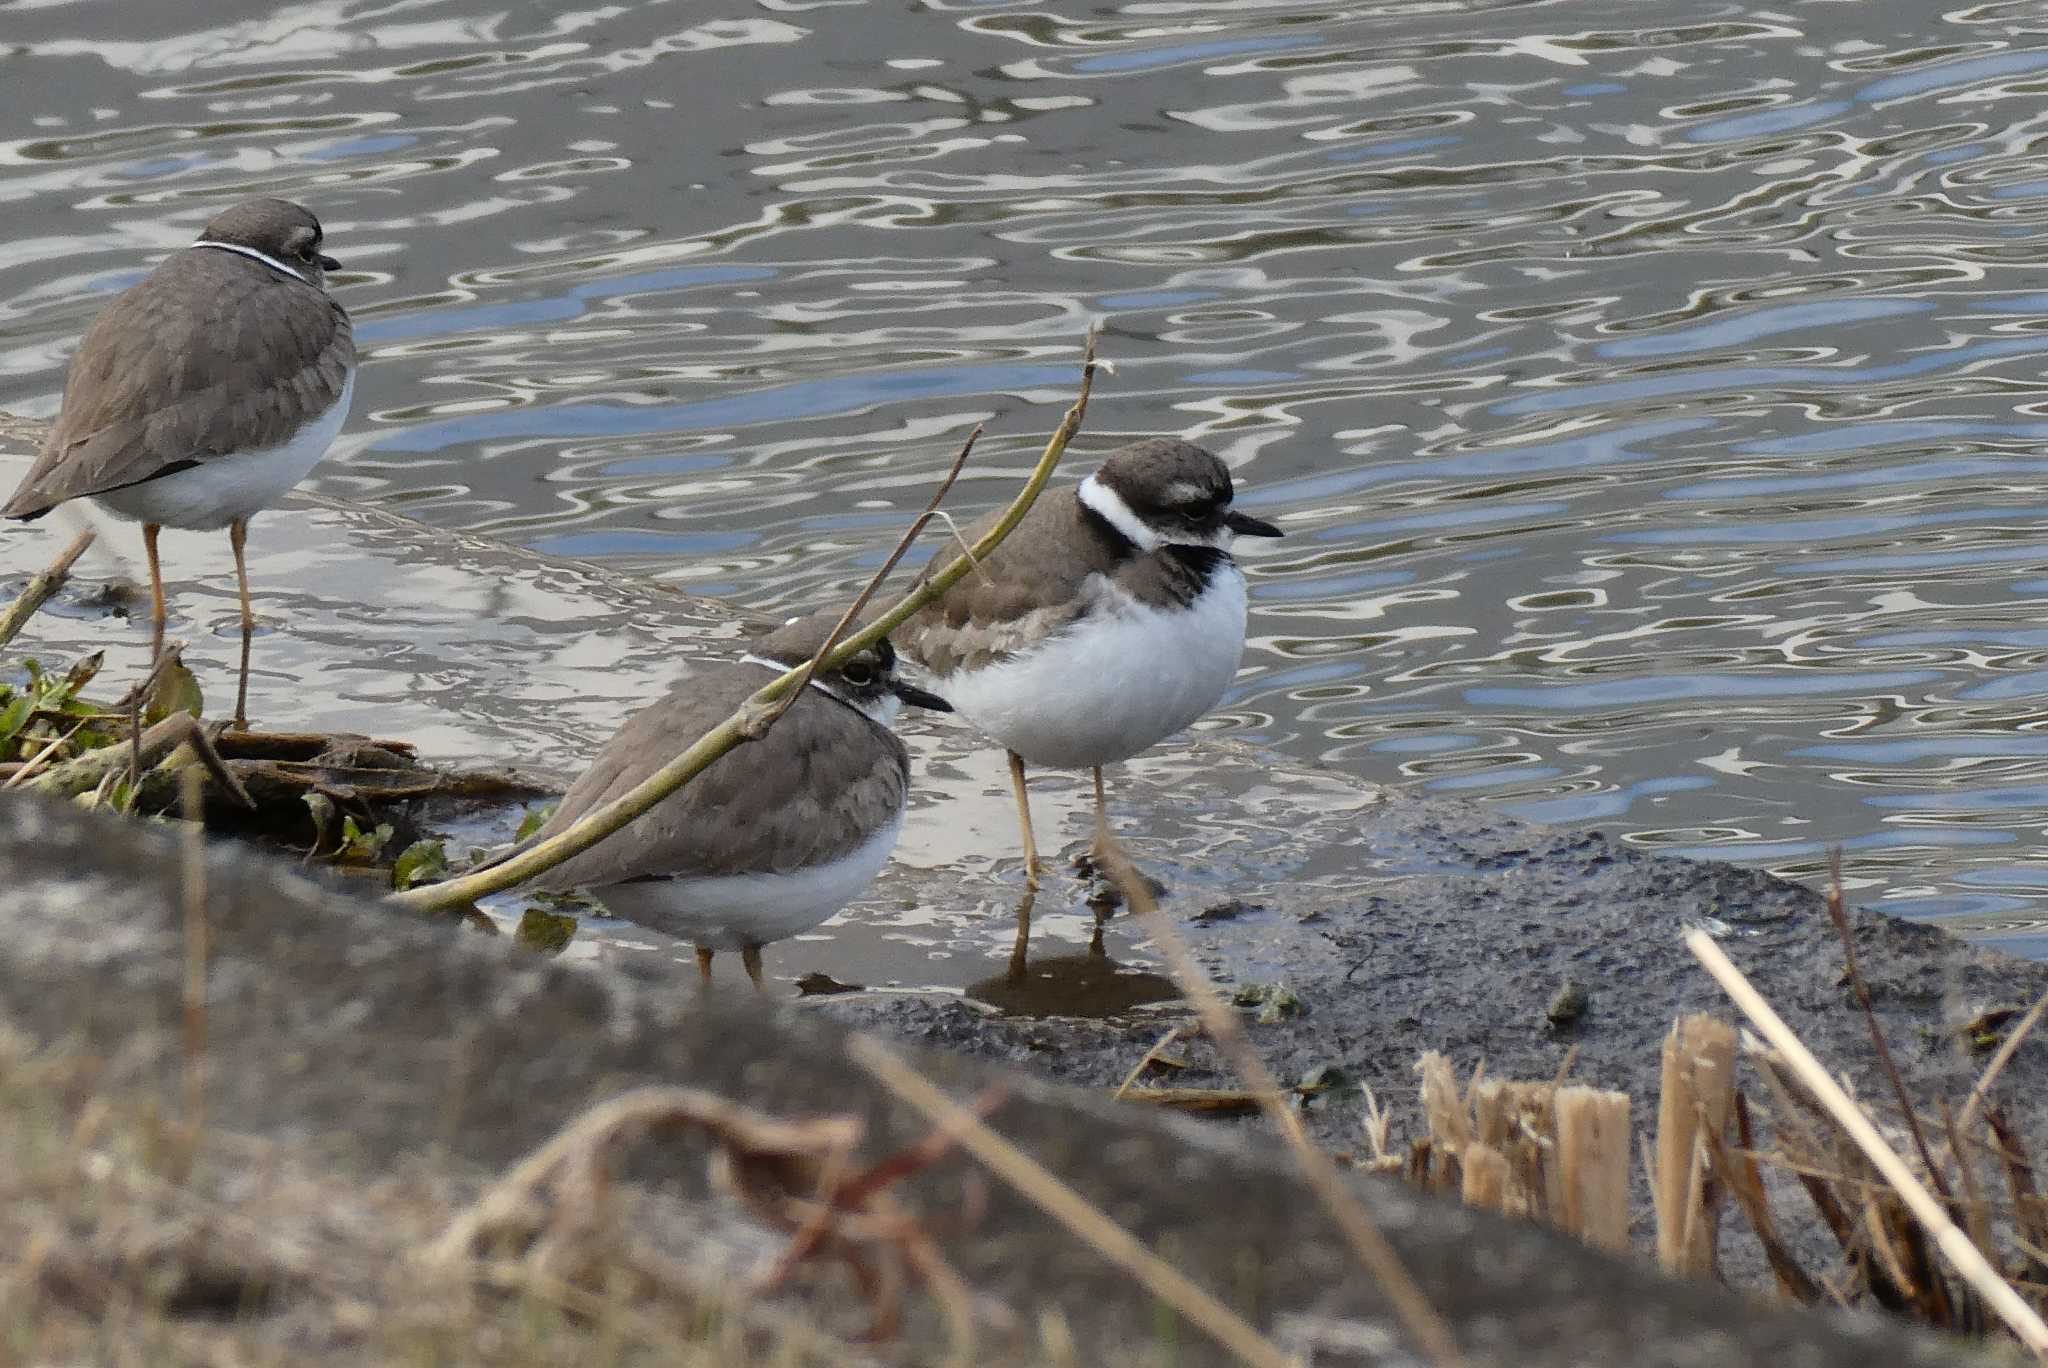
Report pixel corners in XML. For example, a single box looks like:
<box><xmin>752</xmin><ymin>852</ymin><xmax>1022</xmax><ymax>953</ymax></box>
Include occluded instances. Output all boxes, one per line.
<box><xmin>841</xmin><ymin>662</ymin><xmax>875</xmax><ymax>687</ymax></box>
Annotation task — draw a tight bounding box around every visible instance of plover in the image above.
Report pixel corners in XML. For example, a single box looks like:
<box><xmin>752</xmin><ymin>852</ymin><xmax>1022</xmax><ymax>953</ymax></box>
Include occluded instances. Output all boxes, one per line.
<box><xmin>896</xmin><ymin>437</ymin><xmax>1281</xmax><ymax>888</ymax></box>
<box><xmin>525</xmin><ymin>609</ymin><xmax>951</xmax><ymax>989</ymax></box>
<box><xmin>2</xmin><ymin>197</ymin><xmax>355</xmax><ymax>728</ymax></box>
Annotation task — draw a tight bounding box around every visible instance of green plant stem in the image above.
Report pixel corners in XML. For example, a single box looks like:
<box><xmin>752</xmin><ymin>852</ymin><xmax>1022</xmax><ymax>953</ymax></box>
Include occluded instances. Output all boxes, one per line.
<box><xmin>389</xmin><ymin>334</ymin><xmax>1097</xmax><ymax>914</ymax></box>
<box><xmin>0</xmin><ymin>529</ymin><xmax>94</xmax><ymax>651</ymax></box>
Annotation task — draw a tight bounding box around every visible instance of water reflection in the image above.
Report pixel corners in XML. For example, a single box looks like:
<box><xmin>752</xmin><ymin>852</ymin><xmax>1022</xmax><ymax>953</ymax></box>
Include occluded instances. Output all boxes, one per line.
<box><xmin>5</xmin><ymin>1</ymin><xmax>2048</xmax><ymax>956</ymax></box>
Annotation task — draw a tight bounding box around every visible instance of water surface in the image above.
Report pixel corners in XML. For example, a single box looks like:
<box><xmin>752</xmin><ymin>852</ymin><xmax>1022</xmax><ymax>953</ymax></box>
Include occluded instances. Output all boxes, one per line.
<box><xmin>6</xmin><ymin>0</ymin><xmax>2048</xmax><ymax>956</ymax></box>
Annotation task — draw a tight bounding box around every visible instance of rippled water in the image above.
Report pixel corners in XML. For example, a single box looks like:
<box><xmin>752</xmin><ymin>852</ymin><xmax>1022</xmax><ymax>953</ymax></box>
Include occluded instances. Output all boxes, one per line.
<box><xmin>6</xmin><ymin>0</ymin><xmax>2048</xmax><ymax>957</ymax></box>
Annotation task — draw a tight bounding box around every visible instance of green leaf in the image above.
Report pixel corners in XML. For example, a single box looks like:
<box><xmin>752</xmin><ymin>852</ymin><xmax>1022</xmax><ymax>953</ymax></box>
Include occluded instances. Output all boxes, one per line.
<box><xmin>302</xmin><ymin>793</ymin><xmax>336</xmax><ymax>858</ymax></box>
<box><xmin>142</xmin><ymin>655</ymin><xmax>204</xmax><ymax>725</ymax></box>
<box><xmin>514</xmin><ymin>907</ymin><xmax>577</xmax><ymax>954</ymax></box>
<box><xmin>0</xmin><ymin>693</ymin><xmax>32</xmax><ymax>750</ymax></box>
<box><xmin>514</xmin><ymin>802</ymin><xmax>557</xmax><ymax>843</ymax></box>
<box><xmin>392</xmin><ymin>838</ymin><xmax>451</xmax><ymax>890</ymax></box>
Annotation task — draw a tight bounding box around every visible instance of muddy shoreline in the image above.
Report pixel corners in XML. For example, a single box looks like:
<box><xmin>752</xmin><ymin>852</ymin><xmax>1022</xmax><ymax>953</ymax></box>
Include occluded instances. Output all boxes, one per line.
<box><xmin>5</xmin><ymin>411</ymin><xmax>2048</xmax><ymax>1328</ymax></box>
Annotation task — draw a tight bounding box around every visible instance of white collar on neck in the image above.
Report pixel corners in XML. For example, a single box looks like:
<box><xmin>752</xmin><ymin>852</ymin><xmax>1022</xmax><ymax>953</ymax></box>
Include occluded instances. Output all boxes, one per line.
<box><xmin>742</xmin><ymin>652</ymin><xmax>851</xmax><ymax>706</ymax></box>
<box><xmin>189</xmin><ymin>239</ymin><xmax>307</xmax><ymax>284</ymax></box>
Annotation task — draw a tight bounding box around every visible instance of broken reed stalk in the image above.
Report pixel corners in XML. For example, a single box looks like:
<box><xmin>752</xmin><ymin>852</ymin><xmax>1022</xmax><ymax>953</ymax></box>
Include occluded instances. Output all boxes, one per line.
<box><xmin>390</xmin><ymin>334</ymin><xmax>1099</xmax><ymax>914</ymax></box>
<box><xmin>1653</xmin><ymin>1014</ymin><xmax>1735</xmax><ymax>1276</ymax></box>
<box><xmin>1461</xmin><ymin>1144</ymin><xmax>1509</xmax><ymax>1213</ymax></box>
<box><xmin>0</xmin><ymin>528</ymin><xmax>93</xmax><ymax>651</ymax></box>
<box><xmin>1098</xmin><ymin>843</ymin><xmax>1465</xmax><ymax>1368</ymax></box>
<box><xmin>847</xmin><ymin>1034</ymin><xmax>1298</xmax><ymax>1368</ymax></box>
<box><xmin>1555</xmin><ymin>1086</ymin><xmax>1632</xmax><ymax>1254</ymax></box>
<box><xmin>1685</xmin><ymin>928</ymin><xmax>2048</xmax><ymax>1357</ymax></box>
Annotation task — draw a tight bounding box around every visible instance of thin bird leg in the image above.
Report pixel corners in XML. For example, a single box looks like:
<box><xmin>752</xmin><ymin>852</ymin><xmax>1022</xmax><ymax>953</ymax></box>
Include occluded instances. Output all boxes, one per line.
<box><xmin>1006</xmin><ymin>749</ymin><xmax>1040</xmax><ymax>891</ymax></box>
<box><xmin>742</xmin><ymin>944</ymin><xmax>766</xmax><ymax>993</ymax></box>
<box><xmin>1087</xmin><ymin>764</ymin><xmax>1145</xmax><ymax>911</ymax></box>
<box><xmin>229</xmin><ymin>518</ymin><xmax>254</xmax><ymax>730</ymax></box>
<box><xmin>695</xmin><ymin>945</ymin><xmax>715</xmax><ymax>986</ymax></box>
<box><xmin>1006</xmin><ymin>887</ymin><xmax>1035</xmax><ymax>981</ymax></box>
<box><xmin>142</xmin><ymin>523</ymin><xmax>166</xmax><ymax>663</ymax></box>
<box><xmin>1090</xmin><ymin>765</ymin><xmax>1112</xmax><ymax>865</ymax></box>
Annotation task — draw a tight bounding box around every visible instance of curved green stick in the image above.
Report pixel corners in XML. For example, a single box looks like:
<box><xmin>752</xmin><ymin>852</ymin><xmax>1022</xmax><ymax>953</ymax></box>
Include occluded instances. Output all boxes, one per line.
<box><xmin>390</xmin><ymin>336</ymin><xmax>1097</xmax><ymax>914</ymax></box>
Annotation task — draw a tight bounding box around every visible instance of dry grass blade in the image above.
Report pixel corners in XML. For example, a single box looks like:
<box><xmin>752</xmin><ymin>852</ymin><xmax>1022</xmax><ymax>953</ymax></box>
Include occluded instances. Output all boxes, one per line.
<box><xmin>178</xmin><ymin>766</ymin><xmax>208</xmax><ymax>1166</ymax></box>
<box><xmin>1097</xmin><ymin>843</ymin><xmax>1464</xmax><ymax>1366</ymax></box>
<box><xmin>847</xmin><ymin>1034</ymin><xmax>1297</xmax><ymax>1368</ymax></box>
<box><xmin>1699</xmin><ymin>1098</ymin><xmax>1823</xmax><ymax>1303</ymax></box>
<box><xmin>1823</xmin><ymin>849</ymin><xmax>1951</xmax><ymax>1201</ymax></box>
<box><xmin>0</xmin><ymin>528</ymin><xmax>94</xmax><ymax>650</ymax></box>
<box><xmin>1113</xmin><ymin>1026</ymin><xmax>1183</xmax><ymax>1101</ymax></box>
<box><xmin>392</xmin><ymin>333</ymin><xmax>1099</xmax><ymax>914</ymax></box>
<box><xmin>26</xmin><ymin>713</ymin><xmax>189</xmax><ymax>798</ymax></box>
<box><xmin>424</xmin><ymin>1086</ymin><xmax>862</xmax><ymax>1268</ymax></box>
<box><xmin>1958</xmin><ymin>989</ymin><xmax>2048</xmax><ymax>1140</ymax></box>
<box><xmin>1687</xmin><ymin>928</ymin><xmax>2048</xmax><ymax>1357</ymax></box>
<box><xmin>1939</xmin><ymin>1097</ymin><xmax>1996</xmax><ymax>1264</ymax></box>
<box><xmin>0</xmin><ymin>718</ymin><xmax>89</xmax><ymax>790</ymax></box>
<box><xmin>165</xmin><ymin>714</ymin><xmax>256</xmax><ymax>810</ymax></box>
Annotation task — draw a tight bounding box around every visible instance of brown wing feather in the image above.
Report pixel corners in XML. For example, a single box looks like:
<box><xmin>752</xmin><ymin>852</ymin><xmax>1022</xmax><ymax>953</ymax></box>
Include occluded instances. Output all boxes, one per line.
<box><xmin>3</xmin><ymin>251</ymin><xmax>352</xmax><ymax>519</ymax></box>
<box><xmin>534</xmin><ymin>666</ymin><xmax>910</xmax><ymax>889</ymax></box>
<box><xmin>895</xmin><ymin>490</ymin><xmax>1133</xmax><ymax>675</ymax></box>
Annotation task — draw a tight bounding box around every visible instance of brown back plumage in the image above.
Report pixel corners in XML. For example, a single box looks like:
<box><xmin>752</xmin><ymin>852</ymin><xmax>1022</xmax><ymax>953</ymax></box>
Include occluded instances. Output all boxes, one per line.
<box><xmin>894</xmin><ymin>438</ymin><xmax>1235</xmax><ymax>676</ymax></box>
<box><xmin>3</xmin><ymin>199</ymin><xmax>352</xmax><ymax>521</ymax></box>
<box><xmin>533</xmin><ymin>623</ymin><xmax>914</xmax><ymax>889</ymax></box>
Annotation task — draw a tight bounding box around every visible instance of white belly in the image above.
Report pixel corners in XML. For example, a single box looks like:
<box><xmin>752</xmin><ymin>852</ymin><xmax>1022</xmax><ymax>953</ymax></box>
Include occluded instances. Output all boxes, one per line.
<box><xmin>932</xmin><ymin>565</ymin><xmax>1248</xmax><ymax>769</ymax></box>
<box><xmin>92</xmin><ymin>370</ymin><xmax>354</xmax><ymax>530</ymax></box>
<box><xmin>588</xmin><ymin>811</ymin><xmax>903</xmax><ymax>951</ymax></box>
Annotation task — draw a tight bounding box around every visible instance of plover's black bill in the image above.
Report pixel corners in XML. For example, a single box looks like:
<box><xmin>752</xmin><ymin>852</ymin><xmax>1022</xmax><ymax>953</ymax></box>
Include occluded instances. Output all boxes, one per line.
<box><xmin>893</xmin><ymin>680</ymin><xmax>952</xmax><ymax>712</ymax></box>
<box><xmin>1225</xmin><ymin>509</ymin><xmax>1284</xmax><ymax>537</ymax></box>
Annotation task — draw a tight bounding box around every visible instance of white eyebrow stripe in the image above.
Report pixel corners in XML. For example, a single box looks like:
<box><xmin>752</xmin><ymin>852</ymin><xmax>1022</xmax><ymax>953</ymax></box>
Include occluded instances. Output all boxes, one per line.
<box><xmin>189</xmin><ymin>240</ymin><xmax>307</xmax><ymax>283</ymax></box>
<box><xmin>1077</xmin><ymin>473</ymin><xmax>1162</xmax><ymax>551</ymax></box>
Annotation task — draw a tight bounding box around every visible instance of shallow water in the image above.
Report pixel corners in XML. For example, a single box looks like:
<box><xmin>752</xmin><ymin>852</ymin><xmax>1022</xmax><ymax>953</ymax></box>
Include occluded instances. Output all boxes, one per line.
<box><xmin>6</xmin><ymin>0</ymin><xmax>2048</xmax><ymax>958</ymax></box>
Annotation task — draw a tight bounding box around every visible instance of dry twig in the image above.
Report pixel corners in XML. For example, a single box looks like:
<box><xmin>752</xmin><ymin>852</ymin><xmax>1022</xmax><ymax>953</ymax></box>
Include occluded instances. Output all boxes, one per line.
<box><xmin>746</xmin><ymin>425</ymin><xmax>982</xmax><ymax>739</ymax></box>
<box><xmin>179</xmin><ymin>767</ymin><xmax>208</xmax><ymax>1160</ymax></box>
<box><xmin>0</xmin><ymin>528</ymin><xmax>94</xmax><ymax>651</ymax></box>
<box><xmin>1958</xmin><ymin>990</ymin><xmax>2048</xmax><ymax>1141</ymax></box>
<box><xmin>393</xmin><ymin>334</ymin><xmax>1099</xmax><ymax>913</ymax></box>
<box><xmin>1687</xmin><ymin>928</ymin><xmax>2048</xmax><ymax>1357</ymax></box>
<box><xmin>1822</xmin><ymin>851</ymin><xmax>1950</xmax><ymax>1202</ymax></box>
<box><xmin>1096</xmin><ymin>843</ymin><xmax>1464</xmax><ymax>1366</ymax></box>
<box><xmin>421</xmin><ymin>1085</ymin><xmax>981</xmax><ymax>1353</ymax></box>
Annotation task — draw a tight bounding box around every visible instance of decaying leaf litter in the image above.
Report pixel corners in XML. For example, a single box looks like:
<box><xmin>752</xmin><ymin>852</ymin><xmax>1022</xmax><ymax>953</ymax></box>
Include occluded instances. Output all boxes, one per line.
<box><xmin>0</xmin><ymin>526</ymin><xmax>549</xmax><ymax>891</ymax></box>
